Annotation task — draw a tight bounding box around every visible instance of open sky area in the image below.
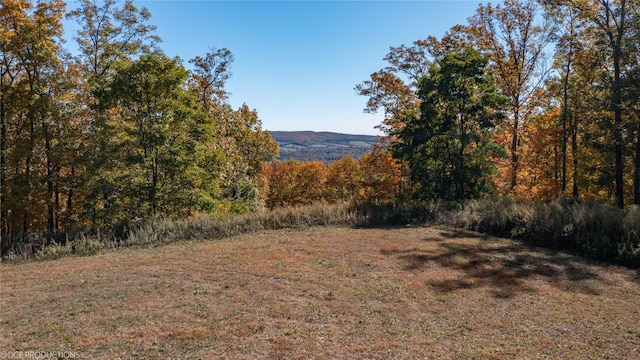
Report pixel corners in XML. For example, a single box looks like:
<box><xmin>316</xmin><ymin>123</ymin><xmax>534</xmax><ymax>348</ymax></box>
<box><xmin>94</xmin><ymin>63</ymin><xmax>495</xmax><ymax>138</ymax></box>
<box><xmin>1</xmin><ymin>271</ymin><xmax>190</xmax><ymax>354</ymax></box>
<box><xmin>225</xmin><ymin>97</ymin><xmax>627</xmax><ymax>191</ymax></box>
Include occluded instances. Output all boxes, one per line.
<box><xmin>66</xmin><ymin>0</ymin><xmax>487</xmax><ymax>135</ymax></box>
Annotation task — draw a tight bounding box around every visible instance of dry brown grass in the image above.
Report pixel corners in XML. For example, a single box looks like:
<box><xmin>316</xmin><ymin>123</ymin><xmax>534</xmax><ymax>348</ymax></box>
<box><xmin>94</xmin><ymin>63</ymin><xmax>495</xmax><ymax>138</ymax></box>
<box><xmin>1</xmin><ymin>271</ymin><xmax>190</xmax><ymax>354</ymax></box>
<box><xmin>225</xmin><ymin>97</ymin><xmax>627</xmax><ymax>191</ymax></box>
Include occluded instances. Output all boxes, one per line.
<box><xmin>1</xmin><ymin>226</ymin><xmax>639</xmax><ymax>359</ymax></box>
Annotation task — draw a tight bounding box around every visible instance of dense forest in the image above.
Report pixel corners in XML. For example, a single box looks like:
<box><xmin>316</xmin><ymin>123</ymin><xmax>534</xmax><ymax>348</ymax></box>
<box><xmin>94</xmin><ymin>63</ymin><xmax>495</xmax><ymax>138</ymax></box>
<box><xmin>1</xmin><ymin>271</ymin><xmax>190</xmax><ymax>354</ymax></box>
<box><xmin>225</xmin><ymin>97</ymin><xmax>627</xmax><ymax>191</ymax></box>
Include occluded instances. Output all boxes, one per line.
<box><xmin>0</xmin><ymin>0</ymin><xmax>280</xmax><ymax>252</ymax></box>
<box><xmin>2</xmin><ymin>0</ymin><xmax>640</xmax><ymax>258</ymax></box>
<box><xmin>356</xmin><ymin>0</ymin><xmax>640</xmax><ymax>207</ymax></box>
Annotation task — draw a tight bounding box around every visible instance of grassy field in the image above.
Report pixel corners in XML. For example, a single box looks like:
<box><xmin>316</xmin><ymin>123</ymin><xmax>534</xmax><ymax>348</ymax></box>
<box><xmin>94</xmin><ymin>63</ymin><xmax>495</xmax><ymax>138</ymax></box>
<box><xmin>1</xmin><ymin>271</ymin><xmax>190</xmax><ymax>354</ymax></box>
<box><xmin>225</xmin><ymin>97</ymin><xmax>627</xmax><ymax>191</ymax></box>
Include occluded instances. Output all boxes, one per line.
<box><xmin>1</xmin><ymin>226</ymin><xmax>639</xmax><ymax>359</ymax></box>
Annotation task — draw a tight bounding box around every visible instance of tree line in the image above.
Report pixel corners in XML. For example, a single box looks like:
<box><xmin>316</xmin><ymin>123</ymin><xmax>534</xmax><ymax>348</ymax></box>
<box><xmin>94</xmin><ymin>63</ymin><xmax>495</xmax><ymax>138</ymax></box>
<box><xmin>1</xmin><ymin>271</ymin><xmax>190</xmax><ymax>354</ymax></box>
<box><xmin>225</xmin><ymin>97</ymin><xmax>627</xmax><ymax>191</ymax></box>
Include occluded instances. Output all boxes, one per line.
<box><xmin>0</xmin><ymin>0</ymin><xmax>279</xmax><ymax>251</ymax></box>
<box><xmin>3</xmin><ymin>0</ymin><xmax>640</xmax><ymax>256</ymax></box>
<box><xmin>357</xmin><ymin>0</ymin><xmax>640</xmax><ymax>208</ymax></box>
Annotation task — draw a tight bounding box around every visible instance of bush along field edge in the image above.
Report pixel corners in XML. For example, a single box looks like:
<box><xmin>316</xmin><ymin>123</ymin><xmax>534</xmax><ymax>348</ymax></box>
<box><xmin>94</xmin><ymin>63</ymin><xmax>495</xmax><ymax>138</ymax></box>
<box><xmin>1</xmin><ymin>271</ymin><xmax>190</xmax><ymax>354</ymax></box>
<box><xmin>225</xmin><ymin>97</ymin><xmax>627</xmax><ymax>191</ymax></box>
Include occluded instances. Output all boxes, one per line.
<box><xmin>2</xmin><ymin>197</ymin><xmax>640</xmax><ymax>269</ymax></box>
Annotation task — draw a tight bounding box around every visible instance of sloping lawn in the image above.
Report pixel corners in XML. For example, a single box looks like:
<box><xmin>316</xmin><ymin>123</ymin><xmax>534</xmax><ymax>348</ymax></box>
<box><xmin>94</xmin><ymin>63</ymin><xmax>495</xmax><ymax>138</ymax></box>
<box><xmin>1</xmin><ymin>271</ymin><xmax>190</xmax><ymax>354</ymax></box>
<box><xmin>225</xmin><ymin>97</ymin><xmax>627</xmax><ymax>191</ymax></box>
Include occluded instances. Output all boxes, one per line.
<box><xmin>1</xmin><ymin>227</ymin><xmax>639</xmax><ymax>359</ymax></box>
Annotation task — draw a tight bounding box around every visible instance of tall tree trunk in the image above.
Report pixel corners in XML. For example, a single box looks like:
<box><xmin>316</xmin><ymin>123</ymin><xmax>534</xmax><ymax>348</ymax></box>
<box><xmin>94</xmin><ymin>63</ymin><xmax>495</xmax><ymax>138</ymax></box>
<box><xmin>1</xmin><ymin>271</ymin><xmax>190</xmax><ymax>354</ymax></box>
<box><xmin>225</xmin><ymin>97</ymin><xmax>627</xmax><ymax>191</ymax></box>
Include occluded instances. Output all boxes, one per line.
<box><xmin>0</xmin><ymin>72</ymin><xmax>6</xmax><ymax>236</ymax></box>
<box><xmin>458</xmin><ymin>114</ymin><xmax>465</xmax><ymax>200</ymax></box>
<box><xmin>54</xmin><ymin>179</ymin><xmax>60</xmax><ymax>235</ymax></box>
<box><xmin>151</xmin><ymin>149</ymin><xmax>159</xmax><ymax>216</ymax></box>
<box><xmin>24</xmin><ymin>126</ymin><xmax>33</xmax><ymax>236</ymax></box>
<box><xmin>613</xmin><ymin>25</ymin><xmax>625</xmax><ymax>209</ymax></box>
<box><xmin>603</xmin><ymin>0</ymin><xmax>628</xmax><ymax>209</ymax></box>
<box><xmin>634</xmin><ymin>123</ymin><xmax>640</xmax><ymax>205</ymax></box>
<box><xmin>561</xmin><ymin>54</ymin><xmax>572</xmax><ymax>195</ymax></box>
<box><xmin>572</xmin><ymin>113</ymin><xmax>579</xmax><ymax>198</ymax></box>
<box><xmin>66</xmin><ymin>166</ymin><xmax>75</xmax><ymax>231</ymax></box>
<box><xmin>43</xmin><ymin>122</ymin><xmax>55</xmax><ymax>236</ymax></box>
<box><xmin>511</xmin><ymin>104</ymin><xmax>520</xmax><ymax>190</ymax></box>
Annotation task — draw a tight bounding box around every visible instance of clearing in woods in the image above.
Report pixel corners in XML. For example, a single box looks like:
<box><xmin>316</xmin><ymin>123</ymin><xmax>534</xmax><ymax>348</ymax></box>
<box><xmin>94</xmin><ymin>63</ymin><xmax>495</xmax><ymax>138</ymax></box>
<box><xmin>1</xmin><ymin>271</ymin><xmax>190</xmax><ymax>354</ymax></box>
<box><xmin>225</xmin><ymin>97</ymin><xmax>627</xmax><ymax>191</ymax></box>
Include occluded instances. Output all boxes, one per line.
<box><xmin>1</xmin><ymin>227</ymin><xmax>639</xmax><ymax>359</ymax></box>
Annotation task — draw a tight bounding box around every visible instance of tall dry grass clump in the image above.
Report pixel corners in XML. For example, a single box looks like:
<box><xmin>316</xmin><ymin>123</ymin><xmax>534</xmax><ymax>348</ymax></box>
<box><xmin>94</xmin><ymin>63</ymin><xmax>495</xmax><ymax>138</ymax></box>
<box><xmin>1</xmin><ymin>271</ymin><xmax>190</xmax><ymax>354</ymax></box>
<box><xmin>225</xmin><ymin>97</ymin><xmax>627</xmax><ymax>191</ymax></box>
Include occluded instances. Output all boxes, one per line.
<box><xmin>2</xmin><ymin>202</ymin><xmax>358</xmax><ymax>262</ymax></box>
<box><xmin>4</xmin><ymin>197</ymin><xmax>639</xmax><ymax>268</ymax></box>
<box><xmin>451</xmin><ymin>198</ymin><xmax>640</xmax><ymax>267</ymax></box>
<box><xmin>347</xmin><ymin>197</ymin><xmax>640</xmax><ymax>268</ymax></box>
<box><xmin>349</xmin><ymin>200</ymin><xmax>455</xmax><ymax>226</ymax></box>
<box><xmin>109</xmin><ymin>202</ymin><xmax>359</xmax><ymax>255</ymax></box>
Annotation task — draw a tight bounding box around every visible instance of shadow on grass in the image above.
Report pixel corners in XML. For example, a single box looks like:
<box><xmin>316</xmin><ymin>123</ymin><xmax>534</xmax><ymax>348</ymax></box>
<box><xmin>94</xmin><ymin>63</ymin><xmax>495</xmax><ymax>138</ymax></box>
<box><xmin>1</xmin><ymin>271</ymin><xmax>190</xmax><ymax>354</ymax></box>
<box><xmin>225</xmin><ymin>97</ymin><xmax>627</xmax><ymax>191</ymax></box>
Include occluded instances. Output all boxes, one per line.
<box><xmin>381</xmin><ymin>230</ymin><xmax>602</xmax><ymax>299</ymax></box>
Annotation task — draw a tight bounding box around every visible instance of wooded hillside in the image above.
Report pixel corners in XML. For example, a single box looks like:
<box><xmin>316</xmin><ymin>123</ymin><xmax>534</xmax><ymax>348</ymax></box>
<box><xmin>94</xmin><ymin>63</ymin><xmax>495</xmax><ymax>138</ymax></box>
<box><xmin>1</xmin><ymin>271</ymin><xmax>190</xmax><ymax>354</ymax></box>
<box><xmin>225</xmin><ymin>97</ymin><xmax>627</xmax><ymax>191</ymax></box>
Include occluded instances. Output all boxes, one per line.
<box><xmin>271</xmin><ymin>131</ymin><xmax>378</xmax><ymax>162</ymax></box>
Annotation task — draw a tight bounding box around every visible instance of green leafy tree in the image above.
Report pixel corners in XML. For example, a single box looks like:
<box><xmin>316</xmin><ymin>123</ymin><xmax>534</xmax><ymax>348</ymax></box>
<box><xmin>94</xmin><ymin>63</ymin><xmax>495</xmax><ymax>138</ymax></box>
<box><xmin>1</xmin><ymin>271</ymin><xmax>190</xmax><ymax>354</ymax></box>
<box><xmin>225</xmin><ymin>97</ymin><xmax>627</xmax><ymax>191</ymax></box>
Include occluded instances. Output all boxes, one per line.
<box><xmin>393</xmin><ymin>48</ymin><xmax>508</xmax><ymax>200</ymax></box>
<box><xmin>543</xmin><ymin>2</ymin><xmax>582</xmax><ymax>195</ymax></box>
<box><xmin>220</xmin><ymin>104</ymin><xmax>278</xmax><ymax>210</ymax></box>
<box><xmin>108</xmin><ymin>51</ymin><xmax>216</xmax><ymax>219</ymax></box>
<box><xmin>355</xmin><ymin>28</ymin><xmax>473</xmax><ymax>136</ymax></box>
<box><xmin>67</xmin><ymin>0</ymin><xmax>159</xmax><ymax>105</ymax></box>
<box><xmin>67</xmin><ymin>0</ymin><xmax>160</xmax><ymax>228</ymax></box>
<box><xmin>189</xmin><ymin>50</ymin><xmax>277</xmax><ymax>211</ymax></box>
<box><xmin>543</xmin><ymin>0</ymin><xmax>640</xmax><ymax>207</ymax></box>
<box><xmin>189</xmin><ymin>48</ymin><xmax>233</xmax><ymax>109</ymax></box>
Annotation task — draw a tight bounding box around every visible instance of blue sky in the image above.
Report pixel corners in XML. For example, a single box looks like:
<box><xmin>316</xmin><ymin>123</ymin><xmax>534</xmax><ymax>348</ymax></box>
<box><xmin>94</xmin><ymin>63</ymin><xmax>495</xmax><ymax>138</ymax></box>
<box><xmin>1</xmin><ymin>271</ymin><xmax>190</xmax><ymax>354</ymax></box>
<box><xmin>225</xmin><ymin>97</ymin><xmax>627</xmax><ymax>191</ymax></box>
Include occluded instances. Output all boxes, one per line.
<box><xmin>73</xmin><ymin>1</ymin><xmax>486</xmax><ymax>135</ymax></box>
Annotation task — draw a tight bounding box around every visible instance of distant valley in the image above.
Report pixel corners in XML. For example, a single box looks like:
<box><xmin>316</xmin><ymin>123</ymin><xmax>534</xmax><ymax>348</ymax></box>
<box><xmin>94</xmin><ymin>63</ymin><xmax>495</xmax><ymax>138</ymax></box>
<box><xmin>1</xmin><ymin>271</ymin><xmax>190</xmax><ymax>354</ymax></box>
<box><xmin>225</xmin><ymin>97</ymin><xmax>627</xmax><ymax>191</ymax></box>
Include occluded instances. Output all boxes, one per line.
<box><xmin>270</xmin><ymin>131</ymin><xmax>380</xmax><ymax>162</ymax></box>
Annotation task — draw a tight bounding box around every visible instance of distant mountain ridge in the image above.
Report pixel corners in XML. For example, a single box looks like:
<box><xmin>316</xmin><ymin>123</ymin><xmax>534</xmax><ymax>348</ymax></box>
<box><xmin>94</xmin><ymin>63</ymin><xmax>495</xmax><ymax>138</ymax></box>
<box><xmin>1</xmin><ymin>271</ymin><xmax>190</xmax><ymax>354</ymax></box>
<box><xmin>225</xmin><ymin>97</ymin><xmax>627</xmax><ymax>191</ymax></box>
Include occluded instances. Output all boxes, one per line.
<box><xmin>270</xmin><ymin>131</ymin><xmax>380</xmax><ymax>163</ymax></box>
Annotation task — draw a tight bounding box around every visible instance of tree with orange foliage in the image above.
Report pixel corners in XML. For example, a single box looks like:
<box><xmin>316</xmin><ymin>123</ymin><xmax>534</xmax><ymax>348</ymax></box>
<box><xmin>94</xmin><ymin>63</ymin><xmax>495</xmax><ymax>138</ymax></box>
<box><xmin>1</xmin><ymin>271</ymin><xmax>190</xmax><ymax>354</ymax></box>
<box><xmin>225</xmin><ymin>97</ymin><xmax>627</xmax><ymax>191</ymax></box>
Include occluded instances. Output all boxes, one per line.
<box><xmin>325</xmin><ymin>156</ymin><xmax>361</xmax><ymax>203</ymax></box>
<box><xmin>265</xmin><ymin>161</ymin><xmax>327</xmax><ymax>209</ymax></box>
<box><xmin>517</xmin><ymin>108</ymin><xmax>563</xmax><ymax>200</ymax></box>
<box><xmin>358</xmin><ymin>148</ymin><xmax>403</xmax><ymax>203</ymax></box>
<box><xmin>468</xmin><ymin>0</ymin><xmax>553</xmax><ymax>192</ymax></box>
<box><xmin>1</xmin><ymin>0</ymin><xmax>68</xmax><ymax>241</ymax></box>
<box><xmin>563</xmin><ymin>0</ymin><xmax>637</xmax><ymax>208</ymax></box>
